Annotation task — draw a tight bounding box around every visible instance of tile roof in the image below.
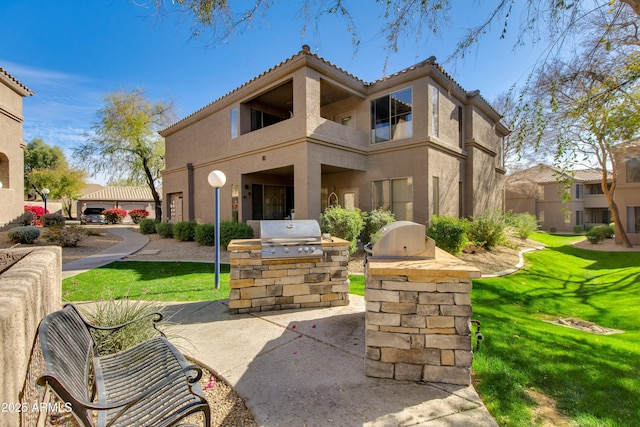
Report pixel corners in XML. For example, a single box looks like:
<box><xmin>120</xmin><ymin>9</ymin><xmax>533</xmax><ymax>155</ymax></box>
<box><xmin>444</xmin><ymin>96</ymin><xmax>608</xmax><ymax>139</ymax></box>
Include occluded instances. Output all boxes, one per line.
<box><xmin>160</xmin><ymin>45</ymin><xmax>501</xmax><ymax>134</ymax></box>
<box><xmin>78</xmin><ymin>186</ymin><xmax>158</xmax><ymax>201</ymax></box>
<box><xmin>0</xmin><ymin>67</ymin><xmax>34</xmax><ymax>96</ymax></box>
<box><xmin>506</xmin><ymin>164</ymin><xmax>611</xmax><ymax>185</ymax></box>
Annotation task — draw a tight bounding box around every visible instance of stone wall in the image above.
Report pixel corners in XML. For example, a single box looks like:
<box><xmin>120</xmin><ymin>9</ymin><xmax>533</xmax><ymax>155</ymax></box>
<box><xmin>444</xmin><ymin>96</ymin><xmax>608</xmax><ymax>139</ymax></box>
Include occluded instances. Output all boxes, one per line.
<box><xmin>364</xmin><ymin>248</ymin><xmax>480</xmax><ymax>386</ymax></box>
<box><xmin>227</xmin><ymin>238</ymin><xmax>350</xmax><ymax>313</ymax></box>
<box><xmin>0</xmin><ymin>246</ymin><xmax>61</xmax><ymax>427</ymax></box>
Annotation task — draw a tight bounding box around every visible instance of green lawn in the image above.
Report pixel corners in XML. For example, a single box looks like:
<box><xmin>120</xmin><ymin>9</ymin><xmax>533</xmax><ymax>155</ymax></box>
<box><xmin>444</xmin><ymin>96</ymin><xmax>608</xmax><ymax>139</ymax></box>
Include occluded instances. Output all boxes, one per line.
<box><xmin>62</xmin><ymin>236</ymin><xmax>640</xmax><ymax>426</ymax></box>
<box><xmin>63</xmin><ymin>262</ymin><xmax>231</xmax><ymax>301</ymax></box>
<box><xmin>471</xmin><ymin>233</ymin><xmax>640</xmax><ymax>426</ymax></box>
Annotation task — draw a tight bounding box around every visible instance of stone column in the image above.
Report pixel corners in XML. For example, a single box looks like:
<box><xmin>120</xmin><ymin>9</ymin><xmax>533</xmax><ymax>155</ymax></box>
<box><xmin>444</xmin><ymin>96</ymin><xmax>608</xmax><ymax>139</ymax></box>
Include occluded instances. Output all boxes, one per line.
<box><xmin>364</xmin><ymin>249</ymin><xmax>480</xmax><ymax>385</ymax></box>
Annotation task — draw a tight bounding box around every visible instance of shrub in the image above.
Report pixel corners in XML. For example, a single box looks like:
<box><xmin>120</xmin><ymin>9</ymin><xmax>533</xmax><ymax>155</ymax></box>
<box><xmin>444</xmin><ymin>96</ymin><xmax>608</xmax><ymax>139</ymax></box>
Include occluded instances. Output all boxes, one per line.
<box><xmin>550</xmin><ymin>227</ymin><xmax>557</xmax><ymax>233</ymax></box>
<box><xmin>572</xmin><ymin>225</ymin><xmax>584</xmax><ymax>234</ymax></box>
<box><xmin>128</xmin><ymin>208</ymin><xmax>149</xmax><ymax>224</ymax></box>
<box><xmin>505</xmin><ymin>212</ymin><xmax>539</xmax><ymax>239</ymax></box>
<box><xmin>173</xmin><ymin>221</ymin><xmax>197</xmax><ymax>241</ymax></box>
<box><xmin>320</xmin><ymin>206</ymin><xmax>365</xmax><ymax>254</ymax></box>
<box><xmin>195</xmin><ymin>223</ymin><xmax>216</xmax><ymax>246</ymax></box>
<box><xmin>42</xmin><ymin>225</ymin><xmax>87</xmax><ymax>247</ymax></box>
<box><xmin>41</xmin><ymin>213</ymin><xmax>66</xmax><ymax>227</ymax></box>
<box><xmin>468</xmin><ymin>210</ymin><xmax>507</xmax><ymax>249</ymax></box>
<box><xmin>426</xmin><ymin>215</ymin><xmax>469</xmax><ymax>255</ymax></box>
<box><xmin>219</xmin><ymin>221</ymin><xmax>254</xmax><ymax>248</ymax></box>
<box><xmin>155</xmin><ymin>222</ymin><xmax>174</xmax><ymax>238</ymax></box>
<box><xmin>139</xmin><ymin>218</ymin><xmax>157</xmax><ymax>234</ymax></box>
<box><xmin>599</xmin><ymin>225</ymin><xmax>615</xmax><ymax>238</ymax></box>
<box><xmin>586</xmin><ymin>228</ymin><xmax>605</xmax><ymax>244</ymax></box>
<box><xmin>587</xmin><ymin>225</ymin><xmax>614</xmax><ymax>244</ymax></box>
<box><xmin>22</xmin><ymin>211</ymin><xmax>35</xmax><ymax>226</ymax></box>
<box><xmin>362</xmin><ymin>209</ymin><xmax>395</xmax><ymax>245</ymax></box>
<box><xmin>81</xmin><ymin>295</ymin><xmax>168</xmax><ymax>355</ymax></box>
<box><xmin>7</xmin><ymin>226</ymin><xmax>40</xmax><ymax>244</ymax></box>
<box><xmin>102</xmin><ymin>208</ymin><xmax>127</xmax><ymax>224</ymax></box>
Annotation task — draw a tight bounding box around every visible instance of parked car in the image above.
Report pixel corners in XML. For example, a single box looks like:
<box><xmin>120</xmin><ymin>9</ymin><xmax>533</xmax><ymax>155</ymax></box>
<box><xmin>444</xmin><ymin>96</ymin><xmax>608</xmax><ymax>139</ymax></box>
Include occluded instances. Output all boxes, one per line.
<box><xmin>80</xmin><ymin>207</ymin><xmax>107</xmax><ymax>225</ymax></box>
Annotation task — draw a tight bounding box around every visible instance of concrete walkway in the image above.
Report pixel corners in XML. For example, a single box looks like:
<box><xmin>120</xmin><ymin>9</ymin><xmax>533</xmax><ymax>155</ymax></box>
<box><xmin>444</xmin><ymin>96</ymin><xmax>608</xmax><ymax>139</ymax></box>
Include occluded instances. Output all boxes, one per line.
<box><xmin>61</xmin><ymin>228</ymin><xmax>149</xmax><ymax>279</ymax></box>
<box><xmin>70</xmin><ymin>229</ymin><xmax>498</xmax><ymax>426</ymax></box>
<box><xmin>165</xmin><ymin>298</ymin><xmax>498</xmax><ymax>427</ymax></box>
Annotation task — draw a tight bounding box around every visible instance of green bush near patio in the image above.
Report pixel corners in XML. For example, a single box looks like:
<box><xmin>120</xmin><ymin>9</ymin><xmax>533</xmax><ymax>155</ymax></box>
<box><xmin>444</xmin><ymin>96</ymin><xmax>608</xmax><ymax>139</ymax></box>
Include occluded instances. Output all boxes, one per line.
<box><xmin>155</xmin><ymin>222</ymin><xmax>174</xmax><ymax>238</ymax></box>
<box><xmin>139</xmin><ymin>218</ymin><xmax>157</xmax><ymax>234</ymax></box>
<box><xmin>173</xmin><ymin>221</ymin><xmax>197</xmax><ymax>241</ymax></box>
<box><xmin>195</xmin><ymin>223</ymin><xmax>215</xmax><ymax>246</ymax></box>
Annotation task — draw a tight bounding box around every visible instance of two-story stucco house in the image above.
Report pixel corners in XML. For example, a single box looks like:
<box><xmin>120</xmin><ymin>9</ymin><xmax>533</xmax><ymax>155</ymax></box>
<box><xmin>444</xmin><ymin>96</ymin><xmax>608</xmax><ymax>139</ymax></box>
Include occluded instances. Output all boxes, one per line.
<box><xmin>160</xmin><ymin>46</ymin><xmax>508</xmax><ymax>227</ymax></box>
<box><xmin>0</xmin><ymin>68</ymin><xmax>34</xmax><ymax>230</ymax></box>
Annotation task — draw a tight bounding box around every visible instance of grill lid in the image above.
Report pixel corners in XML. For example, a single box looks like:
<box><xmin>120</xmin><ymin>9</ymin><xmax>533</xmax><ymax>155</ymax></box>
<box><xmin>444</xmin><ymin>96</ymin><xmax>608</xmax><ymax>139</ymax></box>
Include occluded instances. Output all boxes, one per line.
<box><xmin>365</xmin><ymin>221</ymin><xmax>435</xmax><ymax>259</ymax></box>
<box><xmin>260</xmin><ymin>220</ymin><xmax>321</xmax><ymax>241</ymax></box>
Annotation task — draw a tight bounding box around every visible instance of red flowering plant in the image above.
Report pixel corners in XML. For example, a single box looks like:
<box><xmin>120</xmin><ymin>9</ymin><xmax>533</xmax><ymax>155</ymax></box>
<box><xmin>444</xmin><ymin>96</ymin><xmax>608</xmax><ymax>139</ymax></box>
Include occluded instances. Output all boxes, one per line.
<box><xmin>102</xmin><ymin>208</ymin><xmax>127</xmax><ymax>224</ymax></box>
<box><xmin>128</xmin><ymin>208</ymin><xmax>149</xmax><ymax>224</ymax></box>
<box><xmin>24</xmin><ymin>205</ymin><xmax>47</xmax><ymax>226</ymax></box>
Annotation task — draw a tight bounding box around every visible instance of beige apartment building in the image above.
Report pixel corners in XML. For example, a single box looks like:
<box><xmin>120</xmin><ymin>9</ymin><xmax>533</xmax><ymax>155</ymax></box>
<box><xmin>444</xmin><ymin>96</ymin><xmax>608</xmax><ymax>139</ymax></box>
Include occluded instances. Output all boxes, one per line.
<box><xmin>0</xmin><ymin>68</ymin><xmax>34</xmax><ymax>230</ymax></box>
<box><xmin>506</xmin><ymin>165</ymin><xmax>612</xmax><ymax>232</ymax></box>
<box><xmin>506</xmin><ymin>154</ymin><xmax>640</xmax><ymax>244</ymax></box>
<box><xmin>160</xmin><ymin>46</ymin><xmax>508</xmax><ymax>227</ymax></box>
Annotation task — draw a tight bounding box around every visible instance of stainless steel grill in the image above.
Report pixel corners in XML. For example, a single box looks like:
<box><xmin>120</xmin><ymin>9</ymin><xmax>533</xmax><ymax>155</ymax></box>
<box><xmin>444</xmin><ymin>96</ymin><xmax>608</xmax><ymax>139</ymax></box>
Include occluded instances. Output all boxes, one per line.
<box><xmin>364</xmin><ymin>221</ymin><xmax>435</xmax><ymax>260</ymax></box>
<box><xmin>260</xmin><ymin>220</ymin><xmax>323</xmax><ymax>259</ymax></box>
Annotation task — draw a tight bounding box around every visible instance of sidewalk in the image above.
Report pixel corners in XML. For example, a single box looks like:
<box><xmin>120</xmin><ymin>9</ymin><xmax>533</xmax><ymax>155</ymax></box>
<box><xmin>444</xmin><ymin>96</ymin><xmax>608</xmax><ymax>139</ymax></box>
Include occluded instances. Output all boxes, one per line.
<box><xmin>61</xmin><ymin>227</ymin><xmax>149</xmax><ymax>279</ymax></box>
<box><xmin>69</xmin><ymin>228</ymin><xmax>498</xmax><ymax>426</ymax></box>
<box><xmin>164</xmin><ymin>298</ymin><xmax>498</xmax><ymax>426</ymax></box>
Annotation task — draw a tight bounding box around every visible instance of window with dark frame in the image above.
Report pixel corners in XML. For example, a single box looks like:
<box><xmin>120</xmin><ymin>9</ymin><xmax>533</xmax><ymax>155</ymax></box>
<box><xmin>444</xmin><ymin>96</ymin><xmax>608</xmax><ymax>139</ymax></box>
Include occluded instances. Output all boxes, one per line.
<box><xmin>371</xmin><ymin>88</ymin><xmax>413</xmax><ymax>143</ymax></box>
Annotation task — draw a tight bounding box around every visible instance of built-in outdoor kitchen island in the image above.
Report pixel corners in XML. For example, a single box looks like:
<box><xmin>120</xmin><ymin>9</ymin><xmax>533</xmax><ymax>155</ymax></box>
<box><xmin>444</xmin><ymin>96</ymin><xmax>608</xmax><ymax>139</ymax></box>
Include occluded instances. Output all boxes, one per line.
<box><xmin>227</xmin><ymin>220</ymin><xmax>350</xmax><ymax>313</ymax></box>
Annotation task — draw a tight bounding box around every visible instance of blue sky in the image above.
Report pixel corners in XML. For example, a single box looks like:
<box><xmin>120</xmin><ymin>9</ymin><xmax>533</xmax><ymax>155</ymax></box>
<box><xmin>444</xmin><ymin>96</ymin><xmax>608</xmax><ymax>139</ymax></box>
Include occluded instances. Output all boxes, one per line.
<box><xmin>2</xmin><ymin>1</ymin><xmax>546</xmax><ymax>184</ymax></box>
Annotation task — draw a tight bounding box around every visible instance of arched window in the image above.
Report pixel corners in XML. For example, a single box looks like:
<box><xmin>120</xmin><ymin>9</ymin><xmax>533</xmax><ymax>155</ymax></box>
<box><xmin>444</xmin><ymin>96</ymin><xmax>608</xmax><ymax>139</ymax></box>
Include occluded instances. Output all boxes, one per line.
<box><xmin>0</xmin><ymin>152</ymin><xmax>9</xmax><ymax>189</ymax></box>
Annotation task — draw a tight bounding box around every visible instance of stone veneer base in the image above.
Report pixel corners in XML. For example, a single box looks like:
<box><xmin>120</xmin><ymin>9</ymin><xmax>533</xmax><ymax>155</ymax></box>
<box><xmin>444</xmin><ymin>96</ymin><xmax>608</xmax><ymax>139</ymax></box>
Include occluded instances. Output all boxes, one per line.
<box><xmin>227</xmin><ymin>238</ymin><xmax>350</xmax><ymax>314</ymax></box>
<box><xmin>364</xmin><ymin>248</ymin><xmax>480</xmax><ymax>386</ymax></box>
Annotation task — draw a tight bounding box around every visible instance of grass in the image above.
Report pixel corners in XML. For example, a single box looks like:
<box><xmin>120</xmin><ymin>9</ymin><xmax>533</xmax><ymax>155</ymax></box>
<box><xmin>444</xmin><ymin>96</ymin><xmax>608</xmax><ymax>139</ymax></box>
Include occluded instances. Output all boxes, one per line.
<box><xmin>62</xmin><ymin>236</ymin><xmax>640</xmax><ymax>425</ymax></box>
<box><xmin>471</xmin><ymin>233</ymin><xmax>640</xmax><ymax>426</ymax></box>
<box><xmin>63</xmin><ymin>262</ymin><xmax>231</xmax><ymax>301</ymax></box>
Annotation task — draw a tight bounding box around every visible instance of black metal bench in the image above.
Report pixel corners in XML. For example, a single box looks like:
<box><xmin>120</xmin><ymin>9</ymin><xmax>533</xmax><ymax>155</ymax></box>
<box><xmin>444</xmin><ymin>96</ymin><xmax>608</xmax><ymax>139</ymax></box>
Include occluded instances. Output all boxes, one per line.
<box><xmin>36</xmin><ymin>304</ymin><xmax>211</xmax><ymax>427</ymax></box>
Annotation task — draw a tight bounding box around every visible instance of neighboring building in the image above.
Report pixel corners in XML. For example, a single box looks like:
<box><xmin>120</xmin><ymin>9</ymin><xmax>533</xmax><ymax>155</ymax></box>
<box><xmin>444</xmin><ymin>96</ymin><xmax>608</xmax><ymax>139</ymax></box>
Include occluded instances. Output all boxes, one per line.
<box><xmin>77</xmin><ymin>186</ymin><xmax>157</xmax><ymax>223</ymax></box>
<box><xmin>612</xmin><ymin>139</ymin><xmax>640</xmax><ymax>244</ymax></box>
<box><xmin>160</xmin><ymin>46</ymin><xmax>508</xmax><ymax>226</ymax></box>
<box><xmin>0</xmin><ymin>68</ymin><xmax>34</xmax><ymax>230</ymax></box>
<box><xmin>506</xmin><ymin>164</ymin><xmax>615</xmax><ymax>233</ymax></box>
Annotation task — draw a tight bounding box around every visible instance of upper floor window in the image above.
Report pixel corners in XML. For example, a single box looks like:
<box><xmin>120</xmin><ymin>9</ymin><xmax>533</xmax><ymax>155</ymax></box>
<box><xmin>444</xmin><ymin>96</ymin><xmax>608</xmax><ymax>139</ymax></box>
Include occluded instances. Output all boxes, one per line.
<box><xmin>626</xmin><ymin>158</ymin><xmax>640</xmax><ymax>182</ymax></box>
<box><xmin>371</xmin><ymin>88</ymin><xmax>412</xmax><ymax>143</ymax></box>
<box><xmin>230</xmin><ymin>107</ymin><xmax>238</xmax><ymax>139</ymax></box>
<box><xmin>575</xmin><ymin>183</ymin><xmax>583</xmax><ymax>199</ymax></box>
<box><xmin>431</xmin><ymin>87</ymin><xmax>439</xmax><ymax>137</ymax></box>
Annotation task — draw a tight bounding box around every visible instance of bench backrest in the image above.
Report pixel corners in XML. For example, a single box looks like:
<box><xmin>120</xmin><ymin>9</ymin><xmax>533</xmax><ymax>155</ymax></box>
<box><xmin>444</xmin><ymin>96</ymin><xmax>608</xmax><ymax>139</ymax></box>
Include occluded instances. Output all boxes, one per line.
<box><xmin>38</xmin><ymin>305</ymin><xmax>95</xmax><ymax>405</ymax></box>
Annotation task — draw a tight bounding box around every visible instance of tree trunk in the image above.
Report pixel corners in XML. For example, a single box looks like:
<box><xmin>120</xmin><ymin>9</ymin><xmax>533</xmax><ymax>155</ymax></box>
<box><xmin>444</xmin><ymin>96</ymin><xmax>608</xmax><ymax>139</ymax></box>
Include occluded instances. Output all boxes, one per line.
<box><xmin>604</xmin><ymin>189</ymin><xmax>633</xmax><ymax>248</ymax></box>
<box><xmin>142</xmin><ymin>158</ymin><xmax>162</xmax><ymax>221</ymax></box>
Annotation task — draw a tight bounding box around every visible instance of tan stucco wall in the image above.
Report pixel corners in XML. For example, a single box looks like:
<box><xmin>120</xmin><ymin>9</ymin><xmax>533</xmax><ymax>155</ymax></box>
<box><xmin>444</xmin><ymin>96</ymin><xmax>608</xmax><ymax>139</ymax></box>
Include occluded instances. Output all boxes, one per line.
<box><xmin>0</xmin><ymin>78</ymin><xmax>28</xmax><ymax>230</ymax></box>
<box><xmin>0</xmin><ymin>247</ymin><xmax>61</xmax><ymax>427</ymax></box>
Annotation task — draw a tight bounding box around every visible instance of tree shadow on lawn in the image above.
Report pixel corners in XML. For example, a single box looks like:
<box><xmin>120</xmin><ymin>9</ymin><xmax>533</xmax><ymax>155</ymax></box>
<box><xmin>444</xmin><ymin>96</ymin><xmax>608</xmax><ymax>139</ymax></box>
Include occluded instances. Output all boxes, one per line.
<box><xmin>472</xmin><ymin>308</ymin><xmax>640</xmax><ymax>425</ymax></box>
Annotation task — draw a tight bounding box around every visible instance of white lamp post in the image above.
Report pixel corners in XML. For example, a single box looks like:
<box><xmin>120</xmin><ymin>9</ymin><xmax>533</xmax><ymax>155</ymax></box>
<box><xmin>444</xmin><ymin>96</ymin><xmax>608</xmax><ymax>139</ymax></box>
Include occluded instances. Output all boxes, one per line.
<box><xmin>207</xmin><ymin>170</ymin><xmax>226</xmax><ymax>289</ymax></box>
<box><xmin>41</xmin><ymin>188</ymin><xmax>50</xmax><ymax>214</ymax></box>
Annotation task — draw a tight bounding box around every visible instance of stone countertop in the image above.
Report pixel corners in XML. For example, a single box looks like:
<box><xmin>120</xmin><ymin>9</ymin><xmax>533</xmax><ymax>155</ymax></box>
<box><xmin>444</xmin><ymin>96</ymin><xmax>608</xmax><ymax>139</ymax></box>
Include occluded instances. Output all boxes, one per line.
<box><xmin>227</xmin><ymin>237</ymin><xmax>350</xmax><ymax>251</ymax></box>
<box><xmin>367</xmin><ymin>247</ymin><xmax>481</xmax><ymax>279</ymax></box>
